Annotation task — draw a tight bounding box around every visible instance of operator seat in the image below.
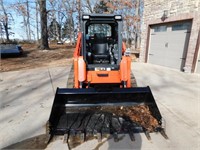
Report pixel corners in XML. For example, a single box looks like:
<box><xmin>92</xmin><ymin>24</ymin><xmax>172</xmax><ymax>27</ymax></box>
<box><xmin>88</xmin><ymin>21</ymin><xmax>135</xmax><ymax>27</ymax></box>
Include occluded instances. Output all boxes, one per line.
<box><xmin>91</xmin><ymin>33</ymin><xmax>110</xmax><ymax>64</ymax></box>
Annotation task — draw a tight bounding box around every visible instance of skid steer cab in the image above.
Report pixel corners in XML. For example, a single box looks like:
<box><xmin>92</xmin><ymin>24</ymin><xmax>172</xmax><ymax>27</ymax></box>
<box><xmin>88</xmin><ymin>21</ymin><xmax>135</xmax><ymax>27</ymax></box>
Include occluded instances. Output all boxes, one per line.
<box><xmin>73</xmin><ymin>14</ymin><xmax>131</xmax><ymax>89</ymax></box>
<box><xmin>47</xmin><ymin>14</ymin><xmax>168</xmax><ymax>144</ymax></box>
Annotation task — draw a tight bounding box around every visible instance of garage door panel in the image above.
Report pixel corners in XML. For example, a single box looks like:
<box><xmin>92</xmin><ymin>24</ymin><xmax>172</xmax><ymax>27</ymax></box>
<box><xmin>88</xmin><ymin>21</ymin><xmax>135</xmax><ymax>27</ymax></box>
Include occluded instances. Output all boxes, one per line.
<box><xmin>149</xmin><ymin>34</ymin><xmax>166</xmax><ymax>54</ymax></box>
<box><xmin>165</xmin><ymin>58</ymin><xmax>182</xmax><ymax>69</ymax></box>
<box><xmin>148</xmin><ymin>21</ymin><xmax>191</xmax><ymax>70</ymax></box>
<box><xmin>166</xmin><ymin>49</ymin><xmax>185</xmax><ymax>58</ymax></box>
<box><xmin>149</xmin><ymin>55</ymin><xmax>166</xmax><ymax>66</ymax></box>
<box><xmin>149</xmin><ymin>55</ymin><xmax>182</xmax><ymax>69</ymax></box>
<box><xmin>196</xmin><ymin>51</ymin><xmax>200</xmax><ymax>73</ymax></box>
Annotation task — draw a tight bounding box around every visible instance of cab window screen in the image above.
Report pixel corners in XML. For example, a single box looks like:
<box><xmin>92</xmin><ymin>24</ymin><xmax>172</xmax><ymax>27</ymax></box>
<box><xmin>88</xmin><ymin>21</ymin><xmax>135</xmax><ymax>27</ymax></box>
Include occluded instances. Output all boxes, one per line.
<box><xmin>88</xmin><ymin>24</ymin><xmax>111</xmax><ymax>36</ymax></box>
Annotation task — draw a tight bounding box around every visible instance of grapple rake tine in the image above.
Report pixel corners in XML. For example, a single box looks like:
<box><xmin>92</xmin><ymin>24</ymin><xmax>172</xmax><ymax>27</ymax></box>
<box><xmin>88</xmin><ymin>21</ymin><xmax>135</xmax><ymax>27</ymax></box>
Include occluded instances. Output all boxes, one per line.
<box><xmin>113</xmin><ymin>132</ymin><xmax>119</xmax><ymax>142</ymax></box>
<box><xmin>70</xmin><ymin>130</ymin><xmax>76</xmax><ymax>136</ymax></box>
<box><xmin>144</xmin><ymin>131</ymin><xmax>151</xmax><ymax>140</ymax></box>
<box><xmin>63</xmin><ymin>133</ymin><xmax>69</xmax><ymax>143</ymax></box>
<box><xmin>97</xmin><ymin>132</ymin><xmax>102</xmax><ymax>142</ymax></box>
<box><xmin>92</xmin><ymin>114</ymin><xmax>103</xmax><ymax>133</ymax></box>
<box><xmin>79</xmin><ymin>132</ymin><xmax>85</xmax><ymax>143</ymax></box>
<box><xmin>83</xmin><ymin>113</ymin><xmax>93</xmax><ymax>141</ymax></box>
<box><xmin>98</xmin><ymin>114</ymin><xmax>106</xmax><ymax>142</ymax></box>
<box><xmin>129</xmin><ymin>131</ymin><xmax>135</xmax><ymax>141</ymax></box>
<box><xmin>160</xmin><ymin>129</ymin><xmax>169</xmax><ymax>139</ymax></box>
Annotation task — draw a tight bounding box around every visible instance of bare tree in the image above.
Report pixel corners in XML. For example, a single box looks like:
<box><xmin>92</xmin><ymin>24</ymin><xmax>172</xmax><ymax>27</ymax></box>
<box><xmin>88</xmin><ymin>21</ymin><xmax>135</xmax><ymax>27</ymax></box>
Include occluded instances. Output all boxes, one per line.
<box><xmin>76</xmin><ymin>0</ymin><xmax>81</xmax><ymax>31</ymax></box>
<box><xmin>39</xmin><ymin>0</ymin><xmax>49</xmax><ymax>49</ymax></box>
<box><xmin>62</xmin><ymin>0</ymin><xmax>76</xmax><ymax>44</ymax></box>
<box><xmin>0</xmin><ymin>0</ymin><xmax>12</xmax><ymax>42</ymax></box>
<box><xmin>26</xmin><ymin>0</ymin><xmax>31</xmax><ymax>40</ymax></box>
<box><xmin>13</xmin><ymin>0</ymin><xmax>32</xmax><ymax>40</ymax></box>
<box><xmin>49</xmin><ymin>0</ymin><xmax>60</xmax><ymax>40</ymax></box>
<box><xmin>36</xmin><ymin>0</ymin><xmax>39</xmax><ymax>42</ymax></box>
<box><xmin>85</xmin><ymin>0</ymin><xmax>94</xmax><ymax>13</ymax></box>
<box><xmin>82</xmin><ymin>0</ymin><xmax>98</xmax><ymax>13</ymax></box>
<box><xmin>104</xmin><ymin>0</ymin><xmax>143</xmax><ymax>50</ymax></box>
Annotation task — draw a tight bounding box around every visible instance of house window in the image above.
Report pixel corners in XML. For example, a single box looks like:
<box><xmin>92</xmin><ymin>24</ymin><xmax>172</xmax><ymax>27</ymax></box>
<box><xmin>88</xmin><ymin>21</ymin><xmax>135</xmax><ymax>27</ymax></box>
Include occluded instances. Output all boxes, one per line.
<box><xmin>154</xmin><ymin>26</ymin><xmax>167</xmax><ymax>32</ymax></box>
<box><xmin>172</xmin><ymin>23</ymin><xmax>190</xmax><ymax>31</ymax></box>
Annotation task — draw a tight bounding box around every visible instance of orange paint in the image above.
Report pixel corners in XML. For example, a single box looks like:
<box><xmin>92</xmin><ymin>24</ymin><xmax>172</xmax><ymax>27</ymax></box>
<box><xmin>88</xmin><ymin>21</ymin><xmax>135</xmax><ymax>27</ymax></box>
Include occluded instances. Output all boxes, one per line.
<box><xmin>120</xmin><ymin>56</ymin><xmax>132</xmax><ymax>88</ymax></box>
<box><xmin>78</xmin><ymin>56</ymin><xmax>86</xmax><ymax>82</ymax></box>
<box><xmin>73</xmin><ymin>32</ymin><xmax>82</xmax><ymax>58</ymax></box>
<box><xmin>87</xmin><ymin>71</ymin><xmax>121</xmax><ymax>84</ymax></box>
<box><xmin>127</xmin><ymin>56</ymin><xmax>132</xmax><ymax>88</ymax></box>
<box><xmin>73</xmin><ymin>32</ymin><xmax>82</xmax><ymax>88</ymax></box>
<box><xmin>74</xmin><ymin>58</ymin><xmax>79</xmax><ymax>88</ymax></box>
<box><xmin>120</xmin><ymin>56</ymin><xmax>128</xmax><ymax>81</ymax></box>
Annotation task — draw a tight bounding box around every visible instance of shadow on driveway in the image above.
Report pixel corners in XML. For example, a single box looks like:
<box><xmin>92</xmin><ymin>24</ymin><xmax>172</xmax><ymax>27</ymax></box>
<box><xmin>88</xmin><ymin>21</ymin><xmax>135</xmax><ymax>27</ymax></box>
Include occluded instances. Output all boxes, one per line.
<box><xmin>2</xmin><ymin>134</ymin><xmax>49</xmax><ymax>149</ymax></box>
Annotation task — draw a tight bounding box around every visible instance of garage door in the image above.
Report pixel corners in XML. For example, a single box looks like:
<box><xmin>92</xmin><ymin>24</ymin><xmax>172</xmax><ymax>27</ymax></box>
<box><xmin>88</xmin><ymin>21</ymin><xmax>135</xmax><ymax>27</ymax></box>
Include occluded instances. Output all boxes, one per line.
<box><xmin>148</xmin><ymin>21</ymin><xmax>191</xmax><ymax>70</ymax></box>
<box><xmin>196</xmin><ymin>51</ymin><xmax>200</xmax><ymax>73</ymax></box>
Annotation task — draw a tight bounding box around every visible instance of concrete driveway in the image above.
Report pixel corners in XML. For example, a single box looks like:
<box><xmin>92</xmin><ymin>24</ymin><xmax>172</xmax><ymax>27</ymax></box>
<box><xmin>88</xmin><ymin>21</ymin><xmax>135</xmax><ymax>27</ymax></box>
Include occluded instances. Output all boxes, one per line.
<box><xmin>0</xmin><ymin>62</ymin><xmax>199</xmax><ymax>149</ymax></box>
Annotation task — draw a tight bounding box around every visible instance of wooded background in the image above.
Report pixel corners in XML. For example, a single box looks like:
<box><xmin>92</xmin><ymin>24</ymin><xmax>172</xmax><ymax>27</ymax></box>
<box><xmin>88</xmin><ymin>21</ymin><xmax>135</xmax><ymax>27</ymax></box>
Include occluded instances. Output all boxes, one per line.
<box><xmin>0</xmin><ymin>0</ymin><xmax>143</xmax><ymax>50</ymax></box>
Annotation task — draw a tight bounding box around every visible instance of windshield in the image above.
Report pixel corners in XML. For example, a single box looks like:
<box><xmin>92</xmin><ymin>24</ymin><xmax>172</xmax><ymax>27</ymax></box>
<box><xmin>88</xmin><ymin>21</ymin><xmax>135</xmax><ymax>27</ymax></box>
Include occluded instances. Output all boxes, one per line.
<box><xmin>88</xmin><ymin>24</ymin><xmax>111</xmax><ymax>37</ymax></box>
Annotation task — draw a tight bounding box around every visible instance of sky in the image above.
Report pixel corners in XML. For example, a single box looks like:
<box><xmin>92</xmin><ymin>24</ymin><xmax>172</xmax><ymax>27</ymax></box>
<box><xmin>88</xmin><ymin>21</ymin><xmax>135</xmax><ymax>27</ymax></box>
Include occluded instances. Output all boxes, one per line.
<box><xmin>1</xmin><ymin>0</ymin><xmax>142</xmax><ymax>41</ymax></box>
<box><xmin>1</xmin><ymin>0</ymin><xmax>38</xmax><ymax>40</ymax></box>
<box><xmin>1</xmin><ymin>0</ymin><xmax>79</xmax><ymax>40</ymax></box>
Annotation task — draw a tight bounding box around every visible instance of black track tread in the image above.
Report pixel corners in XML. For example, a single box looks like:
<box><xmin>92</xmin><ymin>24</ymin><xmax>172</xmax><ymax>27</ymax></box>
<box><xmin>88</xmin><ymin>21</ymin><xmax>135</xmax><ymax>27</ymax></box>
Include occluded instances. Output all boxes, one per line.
<box><xmin>66</xmin><ymin>65</ymin><xmax>74</xmax><ymax>88</ymax></box>
<box><xmin>131</xmin><ymin>71</ymin><xmax>137</xmax><ymax>87</ymax></box>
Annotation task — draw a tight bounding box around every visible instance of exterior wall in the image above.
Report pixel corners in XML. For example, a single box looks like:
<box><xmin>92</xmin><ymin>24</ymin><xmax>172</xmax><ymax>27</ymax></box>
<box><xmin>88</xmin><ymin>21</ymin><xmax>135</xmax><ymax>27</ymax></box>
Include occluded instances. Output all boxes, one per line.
<box><xmin>140</xmin><ymin>0</ymin><xmax>200</xmax><ymax>73</ymax></box>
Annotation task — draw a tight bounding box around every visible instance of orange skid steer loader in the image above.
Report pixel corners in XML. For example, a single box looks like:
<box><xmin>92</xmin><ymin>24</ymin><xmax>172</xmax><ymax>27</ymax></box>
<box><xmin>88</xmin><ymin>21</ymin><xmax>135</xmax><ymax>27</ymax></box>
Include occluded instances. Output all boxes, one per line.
<box><xmin>47</xmin><ymin>14</ymin><xmax>168</xmax><ymax>143</ymax></box>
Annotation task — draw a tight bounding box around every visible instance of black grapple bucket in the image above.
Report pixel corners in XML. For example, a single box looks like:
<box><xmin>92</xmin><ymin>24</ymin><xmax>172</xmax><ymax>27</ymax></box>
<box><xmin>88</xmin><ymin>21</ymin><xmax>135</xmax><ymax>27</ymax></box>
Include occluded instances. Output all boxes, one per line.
<box><xmin>48</xmin><ymin>87</ymin><xmax>168</xmax><ymax>141</ymax></box>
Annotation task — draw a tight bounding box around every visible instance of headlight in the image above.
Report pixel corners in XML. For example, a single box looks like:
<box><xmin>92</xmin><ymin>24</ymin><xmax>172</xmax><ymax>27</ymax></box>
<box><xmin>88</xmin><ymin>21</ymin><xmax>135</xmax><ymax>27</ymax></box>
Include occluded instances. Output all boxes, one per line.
<box><xmin>115</xmin><ymin>15</ymin><xmax>122</xmax><ymax>20</ymax></box>
<box><xmin>82</xmin><ymin>15</ymin><xmax>90</xmax><ymax>20</ymax></box>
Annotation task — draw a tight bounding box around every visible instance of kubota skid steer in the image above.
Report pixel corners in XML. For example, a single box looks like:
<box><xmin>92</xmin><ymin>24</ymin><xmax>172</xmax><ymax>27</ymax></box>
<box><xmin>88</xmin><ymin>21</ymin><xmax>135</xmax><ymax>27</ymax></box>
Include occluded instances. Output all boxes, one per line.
<box><xmin>47</xmin><ymin>14</ymin><xmax>168</xmax><ymax>144</ymax></box>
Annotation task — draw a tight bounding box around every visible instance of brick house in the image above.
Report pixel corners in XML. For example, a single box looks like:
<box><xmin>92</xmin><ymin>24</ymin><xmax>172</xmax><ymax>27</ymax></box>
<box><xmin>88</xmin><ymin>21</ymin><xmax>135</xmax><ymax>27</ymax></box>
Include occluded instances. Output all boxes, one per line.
<box><xmin>139</xmin><ymin>0</ymin><xmax>200</xmax><ymax>73</ymax></box>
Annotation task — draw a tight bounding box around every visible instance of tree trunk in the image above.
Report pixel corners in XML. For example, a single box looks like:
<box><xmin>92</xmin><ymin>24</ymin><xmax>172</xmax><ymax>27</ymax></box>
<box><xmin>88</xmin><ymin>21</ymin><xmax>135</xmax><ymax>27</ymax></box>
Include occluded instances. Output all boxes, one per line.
<box><xmin>26</xmin><ymin>0</ymin><xmax>31</xmax><ymax>40</ymax></box>
<box><xmin>4</xmin><ymin>22</ymin><xmax>9</xmax><ymax>42</ymax></box>
<box><xmin>36</xmin><ymin>0</ymin><xmax>39</xmax><ymax>43</ymax></box>
<box><xmin>69</xmin><ymin>13</ymin><xmax>73</xmax><ymax>45</ymax></box>
<box><xmin>77</xmin><ymin>0</ymin><xmax>81</xmax><ymax>32</ymax></box>
<box><xmin>23</xmin><ymin>15</ymin><xmax>29</xmax><ymax>40</ymax></box>
<box><xmin>0</xmin><ymin>0</ymin><xmax>10</xmax><ymax>42</ymax></box>
<box><xmin>39</xmin><ymin>0</ymin><xmax>49</xmax><ymax>49</ymax></box>
<box><xmin>135</xmin><ymin>0</ymin><xmax>141</xmax><ymax>50</ymax></box>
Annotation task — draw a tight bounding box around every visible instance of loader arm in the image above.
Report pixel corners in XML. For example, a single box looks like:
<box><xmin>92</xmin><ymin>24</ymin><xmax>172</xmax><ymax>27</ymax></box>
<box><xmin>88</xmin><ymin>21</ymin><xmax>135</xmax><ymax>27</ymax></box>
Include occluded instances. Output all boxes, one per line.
<box><xmin>73</xmin><ymin>32</ymin><xmax>83</xmax><ymax>88</ymax></box>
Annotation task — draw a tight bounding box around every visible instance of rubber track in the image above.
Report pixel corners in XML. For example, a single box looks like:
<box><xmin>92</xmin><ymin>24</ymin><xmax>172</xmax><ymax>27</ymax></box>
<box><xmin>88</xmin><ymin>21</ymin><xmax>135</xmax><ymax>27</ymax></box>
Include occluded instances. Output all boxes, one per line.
<box><xmin>66</xmin><ymin>65</ymin><xmax>74</xmax><ymax>88</ymax></box>
<box><xmin>131</xmin><ymin>72</ymin><xmax>137</xmax><ymax>87</ymax></box>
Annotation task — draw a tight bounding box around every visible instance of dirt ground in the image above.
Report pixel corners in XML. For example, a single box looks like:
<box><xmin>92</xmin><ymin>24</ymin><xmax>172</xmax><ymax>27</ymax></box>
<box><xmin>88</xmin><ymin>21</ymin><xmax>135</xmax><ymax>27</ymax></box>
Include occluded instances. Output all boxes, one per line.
<box><xmin>0</xmin><ymin>43</ymin><xmax>74</xmax><ymax>72</ymax></box>
<box><xmin>0</xmin><ymin>43</ymin><xmax>138</xmax><ymax>72</ymax></box>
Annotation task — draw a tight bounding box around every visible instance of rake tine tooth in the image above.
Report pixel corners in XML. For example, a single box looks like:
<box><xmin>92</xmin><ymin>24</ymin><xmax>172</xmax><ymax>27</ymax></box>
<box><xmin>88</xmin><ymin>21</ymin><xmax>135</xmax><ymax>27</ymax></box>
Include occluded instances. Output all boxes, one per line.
<box><xmin>63</xmin><ymin>133</ymin><xmax>69</xmax><ymax>143</ymax></box>
<box><xmin>93</xmin><ymin>130</ymin><xmax>97</xmax><ymax>137</ymax></box>
<box><xmin>84</xmin><ymin>133</ymin><xmax>88</xmax><ymax>141</ymax></box>
<box><xmin>97</xmin><ymin>132</ymin><xmax>102</xmax><ymax>142</ymax></box>
<box><xmin>129</xmin><ymin>131</ymin><xmax>135</xmax><ymax>141</ymax></box>
<box><xmin>113</xmin><ymin>132</ymin><xmax>119</xmax><ymax>142</ymax></box>
<box><xmin>144</xmin><ymin>131</ymin><xmax>151</xmax><ymax>140</ymax></box>
<box><xmin>79</xmin><ymin>132</ymin><xmax>85</xmax><ymax>143</ymax></box>
<box><xmin>85</xmin><ymin>130</ymin><xmax>92</xmax><ymax>141</ymax></box>
<box><xmin>70</xmin><ymin>130</ymin><xmax>75</xmax><ymax>136</ymax></box>
<box><xmin>83</xmin><ymin>132</ymin><xmax>86</xmax><ymax>142</ymax></box>
<box><xmin>160</xmin><ymin>129</ymin><xmax>169</xmax><ymax>139</ymax></box>
<box><xmin>105</xmin><ymin>133</ymin><xmax>111</xmax><ymax>139</ymax></box>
